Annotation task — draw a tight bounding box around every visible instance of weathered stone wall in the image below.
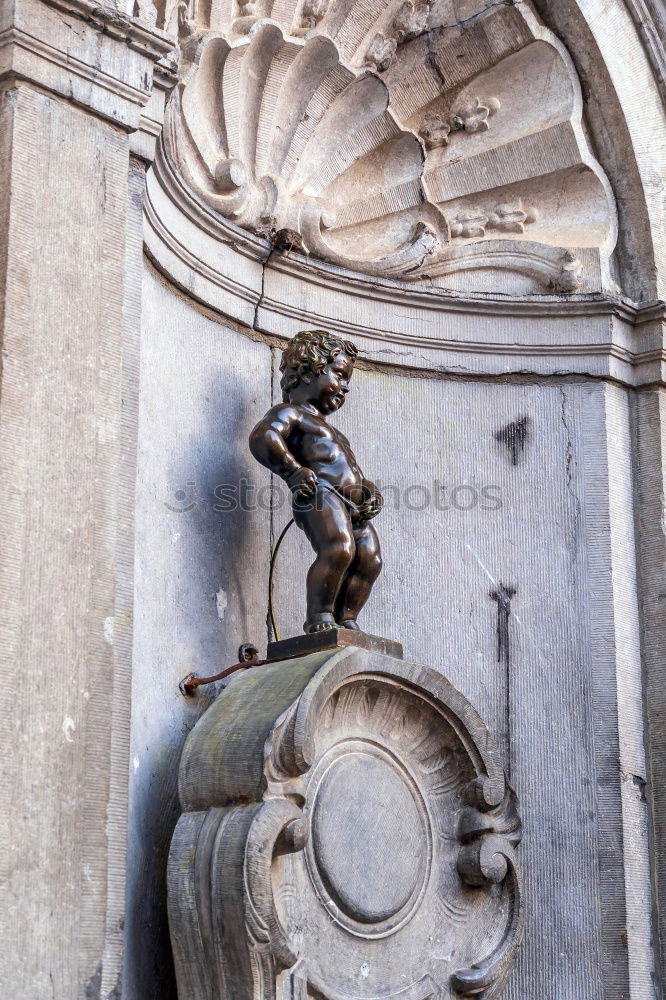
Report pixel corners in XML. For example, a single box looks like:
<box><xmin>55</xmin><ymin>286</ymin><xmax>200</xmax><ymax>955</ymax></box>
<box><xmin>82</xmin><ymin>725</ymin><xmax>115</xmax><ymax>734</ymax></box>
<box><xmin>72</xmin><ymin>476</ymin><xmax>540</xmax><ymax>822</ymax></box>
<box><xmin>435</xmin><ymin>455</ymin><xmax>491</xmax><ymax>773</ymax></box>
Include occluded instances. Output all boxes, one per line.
<box><xmin>124</xmin><ymin>269</ymin><xmax>272</xmax><ymax>998</ymax></box>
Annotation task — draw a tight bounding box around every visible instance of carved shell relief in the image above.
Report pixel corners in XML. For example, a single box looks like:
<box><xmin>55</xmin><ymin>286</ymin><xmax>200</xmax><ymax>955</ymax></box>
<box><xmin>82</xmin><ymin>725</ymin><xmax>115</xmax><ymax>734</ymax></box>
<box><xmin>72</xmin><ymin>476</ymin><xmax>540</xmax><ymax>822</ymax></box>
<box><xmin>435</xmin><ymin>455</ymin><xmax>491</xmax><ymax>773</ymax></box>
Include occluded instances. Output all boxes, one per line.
<box><xmin>168</xmin><ymin>649</ymin><xmax>524</xmax><ymax>1000</ymax></box>
<box><xmin>160</xmin><ymin>0</ymin><xmax>617</xmax><ymax>292</ymax></box>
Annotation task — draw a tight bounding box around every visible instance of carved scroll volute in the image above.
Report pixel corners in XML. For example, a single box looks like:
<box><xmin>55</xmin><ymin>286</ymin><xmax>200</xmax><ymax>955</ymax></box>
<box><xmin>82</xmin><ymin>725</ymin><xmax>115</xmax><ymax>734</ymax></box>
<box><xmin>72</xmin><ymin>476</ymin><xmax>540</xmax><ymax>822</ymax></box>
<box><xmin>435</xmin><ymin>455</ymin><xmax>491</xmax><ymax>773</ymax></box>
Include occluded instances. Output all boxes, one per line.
<box><xmin>168</xmin><ymin>647</ymin><xmax>524</xmax><ymax>1000</ymax></box>
<box><xmin>244</xmin><ymin>800</ymin><xmax>305</xmax><ymax>973</ymax></box>
<box><xmin>454</xmin><ymin>784</ymin><xmax>524</xmax><ymax>997</ymax></box>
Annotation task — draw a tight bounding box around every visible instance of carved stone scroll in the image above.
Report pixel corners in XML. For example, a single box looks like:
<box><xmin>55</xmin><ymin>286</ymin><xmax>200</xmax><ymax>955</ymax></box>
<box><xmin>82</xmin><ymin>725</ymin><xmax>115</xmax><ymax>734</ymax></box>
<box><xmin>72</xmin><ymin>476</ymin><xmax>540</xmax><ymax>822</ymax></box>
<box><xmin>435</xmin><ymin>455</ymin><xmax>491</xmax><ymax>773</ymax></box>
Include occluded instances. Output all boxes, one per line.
<box><xmin>168</xmin><ymin>647</ymin><xmax>524</xmax><ymax>1000</ymax></box>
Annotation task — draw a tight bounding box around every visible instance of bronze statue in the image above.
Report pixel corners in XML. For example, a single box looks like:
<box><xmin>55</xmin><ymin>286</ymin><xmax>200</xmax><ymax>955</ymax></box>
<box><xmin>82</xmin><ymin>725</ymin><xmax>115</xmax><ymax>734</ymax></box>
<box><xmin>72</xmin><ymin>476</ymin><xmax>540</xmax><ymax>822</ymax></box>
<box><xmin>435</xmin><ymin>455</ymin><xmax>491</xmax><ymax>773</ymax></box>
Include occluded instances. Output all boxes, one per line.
<box><xmin>250</xmin><ymin>330</ymin><xmax>383</xmax><ymax>634</ymax></box>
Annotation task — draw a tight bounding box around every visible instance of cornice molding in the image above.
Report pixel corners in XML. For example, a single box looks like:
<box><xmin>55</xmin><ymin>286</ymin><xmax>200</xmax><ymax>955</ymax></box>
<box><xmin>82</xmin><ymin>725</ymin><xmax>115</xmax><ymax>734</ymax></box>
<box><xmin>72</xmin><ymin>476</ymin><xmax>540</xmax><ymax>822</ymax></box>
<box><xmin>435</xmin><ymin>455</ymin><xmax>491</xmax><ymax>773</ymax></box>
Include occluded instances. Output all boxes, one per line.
<box><xmin>0</xmin><ymin>25</ymin><xmax>149</xmax><ymax>107</ymax></box>
<box><xmin>261</xmin><ymin>246</ymin><xmax>665</xmax><ymax>327</ymax></box>
<box><xmin>144</xmin><ymin>147</ymin><xmax>665</xmax><ymax>387</ymax></box>
<box><xmin>41</xmin><ymin>0</ymin><xmax>173</xmax><ymax>60</ymax></box>
<box><xmin>256</xmin><ymin>285</ymin><xmax>665</xmax><ymax>346</ymax></box>
<box><xmin>1</xmin><ymin>0</ymin><xmax>175</xmax><ymax>129</ymax></box>
<box><xmin>150</xmin><ymin>146</ymin><xmax>663</xmax><ymax>325</ymax></box>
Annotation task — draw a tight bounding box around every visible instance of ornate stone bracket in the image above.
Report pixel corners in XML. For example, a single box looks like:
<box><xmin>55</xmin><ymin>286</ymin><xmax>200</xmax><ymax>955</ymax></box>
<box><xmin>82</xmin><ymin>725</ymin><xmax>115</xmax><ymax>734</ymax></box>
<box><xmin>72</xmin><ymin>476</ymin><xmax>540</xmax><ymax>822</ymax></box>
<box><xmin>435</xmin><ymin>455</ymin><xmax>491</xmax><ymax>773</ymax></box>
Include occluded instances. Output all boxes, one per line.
<box><xmin>168</xmin><ymin>646</ymin><xmax>524</xmax><ymax>1000</ymax></box>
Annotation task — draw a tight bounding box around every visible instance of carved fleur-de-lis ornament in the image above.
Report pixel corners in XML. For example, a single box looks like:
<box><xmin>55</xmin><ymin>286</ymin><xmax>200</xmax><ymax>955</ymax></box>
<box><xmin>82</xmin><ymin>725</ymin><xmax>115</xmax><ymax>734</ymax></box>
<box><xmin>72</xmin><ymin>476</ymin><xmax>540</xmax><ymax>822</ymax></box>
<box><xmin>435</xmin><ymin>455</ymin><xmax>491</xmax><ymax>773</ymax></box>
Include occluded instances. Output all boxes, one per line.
<box><xmin>393</xmin><ymin>0</ymin><xmax>430</xmax><ymax>42</ymax></box>
<box><xmin>450</xmin><ymin>96</ymin><xmax>501</xmax><ymax>134</ymax></box>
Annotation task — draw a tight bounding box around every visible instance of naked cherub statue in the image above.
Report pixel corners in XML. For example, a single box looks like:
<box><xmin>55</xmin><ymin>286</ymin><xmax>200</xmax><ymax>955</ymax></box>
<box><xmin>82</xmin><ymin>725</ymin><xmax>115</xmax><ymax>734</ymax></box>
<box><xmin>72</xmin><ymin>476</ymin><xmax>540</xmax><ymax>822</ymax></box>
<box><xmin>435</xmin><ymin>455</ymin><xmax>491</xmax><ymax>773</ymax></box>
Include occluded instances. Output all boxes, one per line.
<box><xmin>249</xmin><ymin>330</ymin><xmax>383</xmax><ymax>634</ymax></box>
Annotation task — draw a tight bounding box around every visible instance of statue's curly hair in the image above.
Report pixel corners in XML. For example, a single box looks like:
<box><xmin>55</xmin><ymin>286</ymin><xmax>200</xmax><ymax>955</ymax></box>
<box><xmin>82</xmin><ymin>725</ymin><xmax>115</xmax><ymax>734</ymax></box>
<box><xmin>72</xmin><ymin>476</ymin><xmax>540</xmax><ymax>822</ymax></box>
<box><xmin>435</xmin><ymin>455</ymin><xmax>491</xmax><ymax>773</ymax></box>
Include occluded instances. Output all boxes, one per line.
<box><xmin>280</xmin><ymin>330</ymin><xmax>358</xmax><ymax>401</ymax></box>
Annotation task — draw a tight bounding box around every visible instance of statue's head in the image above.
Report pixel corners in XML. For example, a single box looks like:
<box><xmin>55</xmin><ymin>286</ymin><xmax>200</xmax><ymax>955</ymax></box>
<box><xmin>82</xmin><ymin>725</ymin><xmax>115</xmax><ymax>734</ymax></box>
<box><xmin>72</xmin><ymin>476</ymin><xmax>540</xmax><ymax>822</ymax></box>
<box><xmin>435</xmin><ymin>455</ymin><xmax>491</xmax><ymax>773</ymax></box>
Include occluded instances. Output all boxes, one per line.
<box><xmin>280</xmin><ymin>330</ymin><xmax>358</xmax><ymax>412</ymax></box>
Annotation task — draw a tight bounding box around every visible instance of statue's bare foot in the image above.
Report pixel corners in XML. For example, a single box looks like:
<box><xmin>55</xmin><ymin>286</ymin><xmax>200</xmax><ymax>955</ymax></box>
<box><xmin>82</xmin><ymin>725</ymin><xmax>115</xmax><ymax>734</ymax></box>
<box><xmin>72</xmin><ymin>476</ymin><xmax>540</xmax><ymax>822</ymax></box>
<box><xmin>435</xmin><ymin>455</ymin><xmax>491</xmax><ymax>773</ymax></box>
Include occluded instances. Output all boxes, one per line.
<box><xmin>304</xmin><ymin>613</ymin><xmax>336</xmax><ymax>634</ymax></box>
<box><xmin>338</xmin><ymin>619</ymin><xmax>360</xmax><ymax>631</ymax></box>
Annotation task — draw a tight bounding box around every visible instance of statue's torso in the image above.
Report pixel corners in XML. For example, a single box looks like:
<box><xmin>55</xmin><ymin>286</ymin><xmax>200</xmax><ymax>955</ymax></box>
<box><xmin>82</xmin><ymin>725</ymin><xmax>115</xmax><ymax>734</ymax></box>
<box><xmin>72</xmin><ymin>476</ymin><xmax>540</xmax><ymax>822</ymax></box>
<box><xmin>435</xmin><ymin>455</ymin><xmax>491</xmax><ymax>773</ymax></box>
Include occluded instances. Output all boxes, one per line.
<box><xmin>291</xmin><ymin>410</ymin><xmax>364</xmax><ymax>494</ymax></box>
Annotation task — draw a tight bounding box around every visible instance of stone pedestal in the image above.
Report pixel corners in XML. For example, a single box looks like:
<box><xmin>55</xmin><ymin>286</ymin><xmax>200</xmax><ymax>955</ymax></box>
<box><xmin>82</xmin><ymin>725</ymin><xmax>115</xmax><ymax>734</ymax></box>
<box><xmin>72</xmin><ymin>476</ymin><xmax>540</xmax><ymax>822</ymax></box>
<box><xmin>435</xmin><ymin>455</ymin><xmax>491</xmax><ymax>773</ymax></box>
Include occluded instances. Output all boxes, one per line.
<box><xmin>266</xmin><ymin>628</ymin><xmax>404</xmax><ymax>661</ymax></box>
<box><xmin>168</xmin><ymin>646</ymin><xmax>524</xmax><ymax>1000</ymax></box>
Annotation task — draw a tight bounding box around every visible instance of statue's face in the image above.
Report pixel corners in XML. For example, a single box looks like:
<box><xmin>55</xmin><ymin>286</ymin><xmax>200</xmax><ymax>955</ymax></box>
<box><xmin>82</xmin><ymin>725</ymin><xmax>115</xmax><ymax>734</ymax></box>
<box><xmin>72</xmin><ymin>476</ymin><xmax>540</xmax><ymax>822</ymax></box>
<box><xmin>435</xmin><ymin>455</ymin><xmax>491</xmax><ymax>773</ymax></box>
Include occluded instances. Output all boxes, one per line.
<box><xmin>312</xmin><ymin>352</ymin><xmax>353</xmax><ymax>414</ymax></box>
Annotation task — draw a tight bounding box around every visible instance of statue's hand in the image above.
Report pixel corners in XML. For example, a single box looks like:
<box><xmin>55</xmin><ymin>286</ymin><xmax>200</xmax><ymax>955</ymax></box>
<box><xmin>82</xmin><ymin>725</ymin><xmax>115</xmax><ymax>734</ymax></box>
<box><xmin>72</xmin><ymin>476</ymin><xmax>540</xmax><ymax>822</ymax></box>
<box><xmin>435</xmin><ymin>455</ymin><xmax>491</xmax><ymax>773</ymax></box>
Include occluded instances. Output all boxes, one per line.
<box><xmin>287</xmin><ymin>467</ymin><xmax>318</xmax><ymax>501</ymax></box>
<box><xmin>359</xmin><ymin>480</ymin><xmax>383</xmax><ymax>521</ymax></box>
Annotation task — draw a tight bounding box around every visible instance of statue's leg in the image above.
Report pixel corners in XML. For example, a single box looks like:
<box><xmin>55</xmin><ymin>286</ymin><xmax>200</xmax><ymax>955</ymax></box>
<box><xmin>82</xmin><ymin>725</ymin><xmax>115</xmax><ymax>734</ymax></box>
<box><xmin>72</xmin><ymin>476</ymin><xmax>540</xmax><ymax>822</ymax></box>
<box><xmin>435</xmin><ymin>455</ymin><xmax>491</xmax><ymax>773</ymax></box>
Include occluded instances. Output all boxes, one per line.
<box><xmin>294</xmin><ymin>488</ymin><xmax>356</xmax><ymax>633</ymax></box>
<box><xmin>335</xmin><ymin>521</ymin><xmax>382</xmax><ymax>629</ymax></box>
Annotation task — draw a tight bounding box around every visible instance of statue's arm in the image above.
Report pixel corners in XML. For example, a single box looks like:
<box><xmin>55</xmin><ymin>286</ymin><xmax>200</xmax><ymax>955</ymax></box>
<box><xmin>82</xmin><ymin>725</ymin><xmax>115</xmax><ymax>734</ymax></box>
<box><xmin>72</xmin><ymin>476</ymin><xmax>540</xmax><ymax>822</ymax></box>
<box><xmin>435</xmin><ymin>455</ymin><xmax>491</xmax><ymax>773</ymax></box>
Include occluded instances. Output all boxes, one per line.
<box><xmin>249</xmin><ymin>405</ymin><xmax>302</xmax><ymax>479</ymax></box>
<box><xmin>249</xmin><ymin>406</ymin><xmax>318</xmax><ymax>500</ymax></box>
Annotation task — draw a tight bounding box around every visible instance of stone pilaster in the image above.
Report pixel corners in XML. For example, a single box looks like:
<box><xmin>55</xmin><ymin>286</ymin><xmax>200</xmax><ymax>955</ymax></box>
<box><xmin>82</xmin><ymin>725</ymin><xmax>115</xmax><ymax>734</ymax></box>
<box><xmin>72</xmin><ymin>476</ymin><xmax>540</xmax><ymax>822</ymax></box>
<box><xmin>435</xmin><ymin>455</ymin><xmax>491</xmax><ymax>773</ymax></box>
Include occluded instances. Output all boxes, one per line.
<box><xmin>634</xmin><ymin>387</ymin><xmax>666</xmax><ymax>993</ymax></box>
<box><xmin>0</xmin><ymin>3</ymin><xmax>171</xmax><ymax>996</ymax></box>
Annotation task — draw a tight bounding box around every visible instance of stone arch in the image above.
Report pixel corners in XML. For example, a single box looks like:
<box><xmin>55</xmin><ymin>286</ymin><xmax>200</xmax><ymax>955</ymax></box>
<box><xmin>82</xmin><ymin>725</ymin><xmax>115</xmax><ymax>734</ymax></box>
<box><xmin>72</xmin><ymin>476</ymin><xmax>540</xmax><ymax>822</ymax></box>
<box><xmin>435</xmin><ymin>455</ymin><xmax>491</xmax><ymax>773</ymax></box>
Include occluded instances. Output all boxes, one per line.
<box><xmin>532</xmin><ymin>0</ymin><xmax>665</xmax><ymax>302</ymax></box>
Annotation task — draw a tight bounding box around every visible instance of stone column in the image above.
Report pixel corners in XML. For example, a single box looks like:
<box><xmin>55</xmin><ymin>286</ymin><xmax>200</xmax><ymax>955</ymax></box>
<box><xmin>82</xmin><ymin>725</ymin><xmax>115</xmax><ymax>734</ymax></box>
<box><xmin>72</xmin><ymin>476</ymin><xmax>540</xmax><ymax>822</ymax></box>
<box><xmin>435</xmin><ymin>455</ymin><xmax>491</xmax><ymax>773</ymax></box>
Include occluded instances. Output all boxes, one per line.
<box><xmin>0</xmin><ymin>2</ymin><xmax>171</xmax><ymax>996</ymax></box>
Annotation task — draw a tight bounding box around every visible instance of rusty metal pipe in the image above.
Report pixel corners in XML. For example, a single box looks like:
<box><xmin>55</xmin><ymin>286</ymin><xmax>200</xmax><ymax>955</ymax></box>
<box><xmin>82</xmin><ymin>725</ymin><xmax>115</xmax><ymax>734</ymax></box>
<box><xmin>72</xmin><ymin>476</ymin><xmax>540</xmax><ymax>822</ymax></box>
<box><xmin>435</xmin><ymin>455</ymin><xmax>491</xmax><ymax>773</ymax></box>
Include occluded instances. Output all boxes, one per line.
<box><xmin>179</xmin><ymin>644</ymin><xmax>263</xmax><ymax>696</ymax></box>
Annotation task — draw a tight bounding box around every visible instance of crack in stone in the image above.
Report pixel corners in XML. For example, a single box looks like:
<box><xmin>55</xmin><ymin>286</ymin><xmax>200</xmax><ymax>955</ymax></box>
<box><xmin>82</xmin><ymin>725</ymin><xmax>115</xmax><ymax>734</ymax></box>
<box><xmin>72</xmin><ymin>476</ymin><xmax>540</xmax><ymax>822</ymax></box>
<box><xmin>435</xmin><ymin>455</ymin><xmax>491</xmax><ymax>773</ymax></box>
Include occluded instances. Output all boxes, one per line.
<box><xmin>559</xmin><ymin>384</ymin><xmax>582</xmax><ymax>558</ymax></box>
<box><xmin>54</xmin><ymin>9</ymin><xmax>87</xmax><ymax>39</ymax></box>
<box><xmin>559</xmin><ymin>384</ymin><xmax>574</xmax><ymax>490</ymax></box>
<box><xmin>253</xmin><ymin>247</ymin><xmax>273</xmax><ymax>332</ymax></box>
<box><xmin>405</xmin><ymin>0</ymin><xmax>526</xmax><ymax>51</ymax></box>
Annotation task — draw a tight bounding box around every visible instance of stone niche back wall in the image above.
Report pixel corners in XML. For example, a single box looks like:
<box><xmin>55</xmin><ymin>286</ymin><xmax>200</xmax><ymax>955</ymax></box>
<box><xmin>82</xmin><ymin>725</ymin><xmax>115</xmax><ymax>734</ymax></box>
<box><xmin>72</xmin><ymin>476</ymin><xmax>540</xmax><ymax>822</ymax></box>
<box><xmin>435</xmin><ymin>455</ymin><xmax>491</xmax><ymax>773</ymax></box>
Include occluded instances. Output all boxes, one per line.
<box><xmin>125</xmin><ymin>269</ymin><xmax>272</xmax><ymax>1000</ymax></box>
<box><xmin>126</xmin><ymin>267</ymin><xmax>645</xmax><ymax>1000</ymax></box>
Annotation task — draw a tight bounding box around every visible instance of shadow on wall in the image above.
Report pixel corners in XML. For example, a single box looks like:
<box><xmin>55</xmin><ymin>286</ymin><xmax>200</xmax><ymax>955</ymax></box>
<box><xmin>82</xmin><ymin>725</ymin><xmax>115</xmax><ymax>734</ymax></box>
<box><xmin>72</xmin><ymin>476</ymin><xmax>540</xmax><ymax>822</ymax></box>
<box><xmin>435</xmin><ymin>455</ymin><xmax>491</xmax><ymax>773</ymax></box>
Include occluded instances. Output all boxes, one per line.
<box><xmin>124</xmin><ymin>364</ymin><xmax>270</xmax><ymax>1000</ymax></box>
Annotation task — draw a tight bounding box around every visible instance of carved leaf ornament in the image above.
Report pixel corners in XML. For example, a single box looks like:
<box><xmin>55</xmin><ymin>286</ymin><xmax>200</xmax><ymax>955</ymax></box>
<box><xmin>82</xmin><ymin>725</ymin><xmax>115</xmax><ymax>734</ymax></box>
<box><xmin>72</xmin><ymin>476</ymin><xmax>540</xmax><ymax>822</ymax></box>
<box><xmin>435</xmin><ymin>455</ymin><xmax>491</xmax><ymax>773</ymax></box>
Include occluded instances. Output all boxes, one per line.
<box><xmin>162</xmin><ymin>0</ymin><xmax>616</xmax><ymax>289</ymax></box>
<box><xmin>168</xmin><ymin>648</ymin><xmax>524</xmax><ymax>1000</ymax></box>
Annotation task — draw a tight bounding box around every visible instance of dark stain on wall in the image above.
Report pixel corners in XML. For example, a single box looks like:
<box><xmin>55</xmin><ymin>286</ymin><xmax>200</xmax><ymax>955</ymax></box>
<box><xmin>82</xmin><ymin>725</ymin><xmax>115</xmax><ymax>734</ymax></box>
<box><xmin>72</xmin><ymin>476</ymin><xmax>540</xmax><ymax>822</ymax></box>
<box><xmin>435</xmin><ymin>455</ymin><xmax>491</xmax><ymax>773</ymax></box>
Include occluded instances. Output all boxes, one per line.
<box><xmin>495</xmin><ymin>416</ymin><xmax>529</xmax><ymax>465</ymax></box>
